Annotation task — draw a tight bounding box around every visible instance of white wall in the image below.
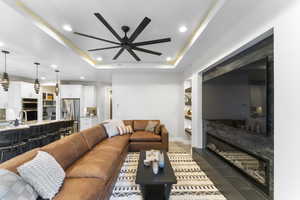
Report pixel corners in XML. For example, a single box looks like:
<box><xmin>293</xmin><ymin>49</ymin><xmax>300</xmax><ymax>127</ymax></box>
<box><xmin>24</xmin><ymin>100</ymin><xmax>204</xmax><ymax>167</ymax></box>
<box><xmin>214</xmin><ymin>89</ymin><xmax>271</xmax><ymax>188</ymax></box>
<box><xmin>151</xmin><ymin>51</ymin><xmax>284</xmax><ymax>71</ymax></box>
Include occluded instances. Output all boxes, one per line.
<box><xmin>112</xmin><ymin>71</ymin><xmax>184</xmax><ymax>140</ymax></box>
<box><xmin>273</xmin><ymin>3</ymin><xmax>300</xmax><ymax>200</ymax></box>
<box><xmin>95</xmin><ymin>82</ymin><xmax>111</xmax><ymax>122</ymax></box>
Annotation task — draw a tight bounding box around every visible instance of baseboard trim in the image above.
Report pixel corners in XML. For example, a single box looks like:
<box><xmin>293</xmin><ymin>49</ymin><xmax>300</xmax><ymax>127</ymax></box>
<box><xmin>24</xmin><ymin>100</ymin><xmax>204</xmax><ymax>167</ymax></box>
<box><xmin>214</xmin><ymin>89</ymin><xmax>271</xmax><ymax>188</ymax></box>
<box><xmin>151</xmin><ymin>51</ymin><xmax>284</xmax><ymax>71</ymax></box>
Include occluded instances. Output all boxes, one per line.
<box><xmin>170</xmin><ymin>136</ymin><xmax>191</xmax><ymax>145</ymax></box>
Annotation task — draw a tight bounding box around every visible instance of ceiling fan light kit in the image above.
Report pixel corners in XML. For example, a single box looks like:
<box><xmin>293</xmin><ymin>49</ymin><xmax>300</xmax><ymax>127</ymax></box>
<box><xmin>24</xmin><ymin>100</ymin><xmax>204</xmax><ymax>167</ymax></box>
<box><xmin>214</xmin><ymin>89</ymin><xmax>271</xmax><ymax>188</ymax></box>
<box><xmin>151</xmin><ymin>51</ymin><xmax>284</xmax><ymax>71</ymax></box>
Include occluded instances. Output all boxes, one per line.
<box><xmin>74</xmin><ymin>13</ymin><xmax>171</xmax><ymax>61</ymax></box>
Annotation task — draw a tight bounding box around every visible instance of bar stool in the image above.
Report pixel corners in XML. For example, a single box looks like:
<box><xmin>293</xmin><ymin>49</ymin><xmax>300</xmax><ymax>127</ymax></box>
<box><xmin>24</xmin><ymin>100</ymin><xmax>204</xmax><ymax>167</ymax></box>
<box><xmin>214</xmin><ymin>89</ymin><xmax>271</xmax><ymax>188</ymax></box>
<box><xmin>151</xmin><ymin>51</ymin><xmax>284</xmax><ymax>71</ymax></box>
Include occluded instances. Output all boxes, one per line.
<box><xmin>47</xmin><ymin>122</ymin><xmax>60</xmax><ymax>143</ymax></box>
<box><xmin>27</xmin><ymin>125</ymin><xmax>45</xmax><ymax>149</ymax></box>
<box><xmin>66</xmin><ymin>120</ymin><xmax>74</xmax><ymax>136</ymax></box>
<box><xmin>0</xmin><ymin>130</ymin><xmax>19</xmax><ymax>162</ymax></box>
<box><xmin>15</xmin><ymin>129</ymin><xmax>28</xmax><ymax>155</ymax></box>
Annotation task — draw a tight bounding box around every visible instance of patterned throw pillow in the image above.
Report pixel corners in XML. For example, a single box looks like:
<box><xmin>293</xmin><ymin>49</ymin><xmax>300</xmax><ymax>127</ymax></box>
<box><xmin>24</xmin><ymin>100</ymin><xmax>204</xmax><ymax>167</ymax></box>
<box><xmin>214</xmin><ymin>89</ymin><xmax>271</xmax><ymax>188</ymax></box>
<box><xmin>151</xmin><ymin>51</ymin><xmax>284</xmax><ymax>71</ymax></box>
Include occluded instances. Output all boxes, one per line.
<box><xmin>17</xmin><ymin>151</ymin><xmax>65</xmax><ymax>200</ymax></box>
<box><xmin>0</xmin><ymin>169</ymin><xmax>38</xmax><ymax>200</ymax></box>
<box><xmin>104</xmin><ymin>123</ymin><xmax>120</xmax><ymax>137</ymax></box>
<box><xmin>126</xmin><ymin>125</ymin><xmax>133</xmax><ymax>134</ymax></box>
<box><xmin>154</xmin><ymin>124</ymin><xmax>161</xmax><ymax>135</ymax></box>
<box><xmin>145</xmin><ymin>121</ymin><xmax>159</xmax><ymax>132</ymax></box>
<box><xmin>118</xmin><ymin>125</ymin><xmax>133</xmax><ymax>135</ymax></box>
<box><xmin>117</xmin><ymin>125</ymin><xmax>127</xmax><ymax>135</ymax></box>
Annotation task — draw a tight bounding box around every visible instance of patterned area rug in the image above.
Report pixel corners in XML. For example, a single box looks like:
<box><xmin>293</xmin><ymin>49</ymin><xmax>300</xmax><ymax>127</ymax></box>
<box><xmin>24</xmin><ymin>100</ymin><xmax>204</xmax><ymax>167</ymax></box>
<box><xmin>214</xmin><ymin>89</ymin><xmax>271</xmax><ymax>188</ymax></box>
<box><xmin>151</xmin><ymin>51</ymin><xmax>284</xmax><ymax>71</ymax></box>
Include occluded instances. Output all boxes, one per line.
<box><xmin>110</xmin><ymin>143</ymin><xmax>227</xmax><ymax>200</ymax></box>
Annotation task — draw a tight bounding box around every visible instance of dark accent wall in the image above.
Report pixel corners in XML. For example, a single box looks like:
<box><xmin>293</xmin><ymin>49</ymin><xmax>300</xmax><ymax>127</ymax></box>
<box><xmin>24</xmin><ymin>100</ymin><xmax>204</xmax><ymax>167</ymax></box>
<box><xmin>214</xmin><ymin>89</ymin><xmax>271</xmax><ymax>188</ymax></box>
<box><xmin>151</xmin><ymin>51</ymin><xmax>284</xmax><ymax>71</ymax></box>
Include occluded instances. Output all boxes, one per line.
<box><xmin>202</xmin><ymin>35</ymin><xmax>274</xmax><ymax>198</ymax></box>
<box><xmin>203</xmin><ymin>35</ymin><xmax>274</xmax><ymax>137</ymax></box>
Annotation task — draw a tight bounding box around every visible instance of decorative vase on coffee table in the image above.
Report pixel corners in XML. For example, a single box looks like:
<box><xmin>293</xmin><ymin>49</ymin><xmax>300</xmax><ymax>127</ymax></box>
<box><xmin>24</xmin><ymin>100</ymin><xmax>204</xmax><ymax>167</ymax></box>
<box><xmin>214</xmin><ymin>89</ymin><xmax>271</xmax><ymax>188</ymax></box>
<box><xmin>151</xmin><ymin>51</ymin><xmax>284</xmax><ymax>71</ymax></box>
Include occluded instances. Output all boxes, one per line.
<box><xmin>159</xmin><ymin>152</ymin><xmax>165</xmax><ymax>168</ymax></box>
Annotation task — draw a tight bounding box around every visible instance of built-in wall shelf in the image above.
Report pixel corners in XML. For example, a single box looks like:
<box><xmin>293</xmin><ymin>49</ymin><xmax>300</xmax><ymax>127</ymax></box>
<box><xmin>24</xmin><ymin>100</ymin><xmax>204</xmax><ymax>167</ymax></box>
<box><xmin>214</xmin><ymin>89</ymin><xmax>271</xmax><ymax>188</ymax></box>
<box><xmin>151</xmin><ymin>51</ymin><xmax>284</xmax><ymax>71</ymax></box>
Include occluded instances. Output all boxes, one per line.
<box><xmin>185</xmin><ymin>87</ymin><xmax>192</xmax><ymax>93</ymax></box>
<box><xmin>185</xmin><ymin>115</ymin><xmax>192</xmax><ymax>120</ymax></box>
<box><xmin>184</xmin><ymin>79</ymin><xmax>192</xmax><ymax>142</ymax></box>
<box><xmin>185</xmin><ymin>128</ymin><xmax>192</xmax><ymax>135</ymax></box>
<box><xmin>185</xmin><ymin>100</ymin><xmax>191</xmax><ymax>106</ymax></box>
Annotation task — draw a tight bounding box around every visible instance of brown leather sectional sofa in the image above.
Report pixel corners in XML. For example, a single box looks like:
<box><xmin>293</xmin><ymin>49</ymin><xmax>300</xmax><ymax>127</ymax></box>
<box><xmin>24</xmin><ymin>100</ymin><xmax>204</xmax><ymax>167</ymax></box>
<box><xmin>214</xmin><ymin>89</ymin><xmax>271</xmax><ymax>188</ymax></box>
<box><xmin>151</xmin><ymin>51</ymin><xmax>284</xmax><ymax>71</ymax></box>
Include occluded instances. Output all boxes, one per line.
<box><xmin>0</xmin><ymin>120</ymin><xmax>169</xmax><ymax>200</ymax></box>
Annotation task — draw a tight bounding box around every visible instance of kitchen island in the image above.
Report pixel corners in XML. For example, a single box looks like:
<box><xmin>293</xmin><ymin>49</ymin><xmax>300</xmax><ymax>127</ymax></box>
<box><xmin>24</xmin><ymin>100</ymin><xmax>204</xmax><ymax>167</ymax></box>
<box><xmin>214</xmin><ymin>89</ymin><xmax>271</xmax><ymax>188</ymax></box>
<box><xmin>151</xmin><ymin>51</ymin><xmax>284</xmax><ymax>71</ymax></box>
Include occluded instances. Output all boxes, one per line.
<box><xmin>0</xmin><ymin>119</ymin><xmax>74</xmax><ymax>163</ymax></box>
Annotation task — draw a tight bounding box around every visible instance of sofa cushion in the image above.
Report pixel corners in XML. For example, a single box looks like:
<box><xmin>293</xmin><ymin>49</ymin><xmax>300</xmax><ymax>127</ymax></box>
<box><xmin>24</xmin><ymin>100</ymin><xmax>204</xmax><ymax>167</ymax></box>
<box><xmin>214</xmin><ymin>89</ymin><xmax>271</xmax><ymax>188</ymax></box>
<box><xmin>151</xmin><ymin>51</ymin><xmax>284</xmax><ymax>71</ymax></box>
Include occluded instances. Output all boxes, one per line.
<box><xmin>80</xmin><ymin>125</ymin><xmax>107</xmax><ymax>149</ymax></box>
<box><xmin>133</xmin><ymin>120</ymin><xmax>160</xmax><ymax>131</ymax></box>
<box><xmin>41</xmin><ymin>135</ymin><xmax>78</xmax><ymax>169</ymax></box>
<box><xmin>99</xmin><ymin>134</ymin><xmax>130</xmax><ymax>150</ymax></box>
<box><xmin>93</xmin><ymin>142</ymin><xmax>123</xmax><ymax>155</ymax></box>
<box><xmin>66</xmin><ymin>150</ymin><xmax>119</xmax><ymax>181</ymax></box>
<box><xmin>66</xmin><ymin>132</ymin><xmax>90</xmax><ymax>158</ymax></box>
<box><xmin>123</xmin><ymin>120</ymin><xmax>133</xmax><ymax>127</ymax></box>
<box><xmin>130</xmin><ymin>131</ymin><xmax>162</xmax><ymax>142</ymax></box>
<box><xmin>0</xmin><ymin>148</ymin><xmax>39</xmax><ymax>174</ymax></box>
<box><xmin>53</xmin><ymin>178</ymin><xmax>105</xmax><ymax>200</ymax></box>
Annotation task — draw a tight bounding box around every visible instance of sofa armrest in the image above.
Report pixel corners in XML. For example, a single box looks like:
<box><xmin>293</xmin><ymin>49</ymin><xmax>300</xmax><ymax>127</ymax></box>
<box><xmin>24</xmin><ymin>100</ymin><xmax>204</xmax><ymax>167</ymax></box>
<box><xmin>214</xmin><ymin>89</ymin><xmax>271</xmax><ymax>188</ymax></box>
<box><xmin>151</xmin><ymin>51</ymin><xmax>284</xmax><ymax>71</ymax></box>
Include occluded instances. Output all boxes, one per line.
<box><xmin>160</xmin><ymin>124</ymin><xmax>169</xmax><ymax>152</ymax></box>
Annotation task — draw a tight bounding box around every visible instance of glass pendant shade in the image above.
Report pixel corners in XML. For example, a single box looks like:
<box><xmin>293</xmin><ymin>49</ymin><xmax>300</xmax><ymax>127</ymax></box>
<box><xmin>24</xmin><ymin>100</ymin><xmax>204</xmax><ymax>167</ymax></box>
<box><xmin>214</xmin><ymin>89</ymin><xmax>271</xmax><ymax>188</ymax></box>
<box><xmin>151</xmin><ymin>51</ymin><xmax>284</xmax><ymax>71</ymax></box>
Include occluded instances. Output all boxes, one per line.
<box><xmin>55</xmin><ymin>69</ymin><xmax>60</xmax><ymax>96</ymax></box>
<box><xmin>55</xmin><ymin>82</ymin><xmax>59</xmax><ymax>96</ymax></box>
<box><xmin>1</xmin><ymin>72</ymin><xmax>9</xmax><ymax>91</ymax></box>
<box><xmin>1</xmin><ymin>50</ymin><xmax>10</xmax><ymax>92</ymax></box>
<box><xmin>34</xmin><ymin>62</ymin><xmax>40</xmax><ymax>94</ymax></box>
<box><xmin>34</xmin><ymin>78</ymin><xmax>40</xmax><ymax>94</ymax></box>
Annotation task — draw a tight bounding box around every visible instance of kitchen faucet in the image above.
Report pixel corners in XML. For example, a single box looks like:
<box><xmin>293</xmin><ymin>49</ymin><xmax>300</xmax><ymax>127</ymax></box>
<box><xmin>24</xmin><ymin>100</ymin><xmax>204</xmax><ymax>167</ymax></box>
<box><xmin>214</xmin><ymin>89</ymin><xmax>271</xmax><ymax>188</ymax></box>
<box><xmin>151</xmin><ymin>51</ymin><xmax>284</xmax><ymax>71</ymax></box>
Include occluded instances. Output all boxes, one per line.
<box><xmin>19</xmin><ymin>110</ymin><xmax>27</xmax><ymax>124</ymax></box>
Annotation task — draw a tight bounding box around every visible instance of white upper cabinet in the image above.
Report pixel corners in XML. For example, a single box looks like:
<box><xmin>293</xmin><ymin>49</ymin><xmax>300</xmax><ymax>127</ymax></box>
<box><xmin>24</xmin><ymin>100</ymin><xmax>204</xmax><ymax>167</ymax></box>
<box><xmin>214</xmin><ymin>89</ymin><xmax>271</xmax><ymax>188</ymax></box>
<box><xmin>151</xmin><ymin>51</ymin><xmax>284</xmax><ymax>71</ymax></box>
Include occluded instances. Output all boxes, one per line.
<box><xmin>20</xmin><ymin>82</ymin><xmax>39</xmax><ymax>98</ymax></box>
<box><xmin>60</xmin><ymin>85</ymin><xmax>82</xmax><ymax>99</ymax></box>
<box><xmin>83</xmin><ymin>86</ymin><xmax>96</xmax><ymax>107</ymax></box>
<box><xmin>0</xmin><ymin>89</ymin><xmax>8</xmax><ymax>108</ymax></box>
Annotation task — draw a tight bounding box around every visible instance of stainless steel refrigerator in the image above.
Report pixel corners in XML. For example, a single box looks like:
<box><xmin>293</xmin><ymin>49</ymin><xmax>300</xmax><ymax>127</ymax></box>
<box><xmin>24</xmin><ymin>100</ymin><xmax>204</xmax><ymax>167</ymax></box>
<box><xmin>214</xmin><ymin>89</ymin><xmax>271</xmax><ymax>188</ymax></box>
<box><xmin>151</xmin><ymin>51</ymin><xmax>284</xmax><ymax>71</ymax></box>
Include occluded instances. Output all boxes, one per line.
<box><xmin>61</xmin><ymin>98</ymin><xmax>80</xmax><ymax>132</ymax></box>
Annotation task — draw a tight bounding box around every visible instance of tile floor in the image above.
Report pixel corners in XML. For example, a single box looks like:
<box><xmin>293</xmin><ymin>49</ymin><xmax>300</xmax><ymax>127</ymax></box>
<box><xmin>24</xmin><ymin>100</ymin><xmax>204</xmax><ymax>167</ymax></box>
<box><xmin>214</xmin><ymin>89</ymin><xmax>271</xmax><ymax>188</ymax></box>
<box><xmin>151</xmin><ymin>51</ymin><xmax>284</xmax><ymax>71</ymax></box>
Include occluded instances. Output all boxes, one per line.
<box><xmin>170</xmin><ymin>142</ymin><xmax>271</xmax><ymax>200</ymax></box>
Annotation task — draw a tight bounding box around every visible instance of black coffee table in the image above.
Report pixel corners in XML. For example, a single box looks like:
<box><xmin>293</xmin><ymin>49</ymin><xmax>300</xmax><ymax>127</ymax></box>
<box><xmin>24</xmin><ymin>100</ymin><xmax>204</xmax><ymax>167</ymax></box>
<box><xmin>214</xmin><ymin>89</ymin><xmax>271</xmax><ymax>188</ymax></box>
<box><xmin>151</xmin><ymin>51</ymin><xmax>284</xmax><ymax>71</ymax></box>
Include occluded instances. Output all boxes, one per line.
<box><xmin>135</xmin><ymin>150</ymin><xmax>177</xmax><ymax>200</ymax></box>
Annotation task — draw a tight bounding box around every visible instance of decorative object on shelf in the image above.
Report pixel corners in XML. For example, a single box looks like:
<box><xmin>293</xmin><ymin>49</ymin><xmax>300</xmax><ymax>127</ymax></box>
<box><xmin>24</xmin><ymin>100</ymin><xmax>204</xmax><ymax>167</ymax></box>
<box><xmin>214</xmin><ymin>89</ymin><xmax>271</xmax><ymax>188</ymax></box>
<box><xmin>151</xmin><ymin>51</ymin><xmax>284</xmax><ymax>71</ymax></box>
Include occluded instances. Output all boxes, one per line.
<box><xmin>74</xmin><ymin>13</ymin><xmax>171</xmax><ymax>61</ymax></box>
<box><xmin>185</xmin><ymin>128</ymin><xmax>192</xmax><ymax>135</ymax></box>
<box><xmin>34</xmin><ymin>62</ymin><xmax>40</xmax><ymax>94</ymax></box>
<box><xmin>1</xmin><ymin>50</ymin><xmax>10</xmax><ymax>91</ymax></box>
<box><xmin>55</xmin><ymin>70</ymin><xmax>59</xmax><ymax>96</ymax></box>
<box><xmin>184</xmin><ymin>94</ymin><xmax>191</xmax><ymax>105</ymax></box>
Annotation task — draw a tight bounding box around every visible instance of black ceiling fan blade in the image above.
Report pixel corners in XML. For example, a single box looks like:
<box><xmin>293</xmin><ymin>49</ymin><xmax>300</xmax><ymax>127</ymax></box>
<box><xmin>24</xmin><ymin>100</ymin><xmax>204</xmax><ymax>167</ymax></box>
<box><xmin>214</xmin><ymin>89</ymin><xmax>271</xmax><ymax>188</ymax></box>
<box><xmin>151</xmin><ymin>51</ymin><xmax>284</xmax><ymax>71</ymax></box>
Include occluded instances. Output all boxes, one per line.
<box><xmin>74</xmin><ymin>32</ymin><xmax>120</xmax><ymax>45</ymax></box>
<box><xmin>127</xmin><ymin>48</ymin><xmax>141</xmax><ymax>61</ymax></box>
<box><xmin>132</xmin><ymin>47</ymin><xmax>162</xmax><ymax>56</ymax></box>
<box><xmin>113</xmin><ymin>48</ymin><xmax>125</xmax><ymax>60</ymax></box>
<box><xmin>88</xmin><ymin>46</ymin><xmax>121</xmax><ymax>52</ymax></box>
<box><xmin>129</xmin><ymin>17</ymin><xmax>151</xmax><ymax>42</ymax></box>
<box><xmin>132</xmin><ymin>38</ymin><xmax>171</xmax><ymax>46</ymax></box>
<box><xmin>94</xmin><ymin>13</ymin><xmax>122</xmax><ymax>42</ymax></box>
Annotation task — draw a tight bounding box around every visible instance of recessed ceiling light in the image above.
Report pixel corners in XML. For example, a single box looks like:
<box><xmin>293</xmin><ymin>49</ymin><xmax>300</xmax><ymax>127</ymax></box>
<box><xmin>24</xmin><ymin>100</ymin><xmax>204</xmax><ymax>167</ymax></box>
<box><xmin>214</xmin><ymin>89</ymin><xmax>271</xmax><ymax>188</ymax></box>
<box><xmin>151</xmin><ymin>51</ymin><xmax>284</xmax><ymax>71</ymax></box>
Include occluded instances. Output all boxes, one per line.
<box><xmin>166</xmin><ymin>57</ymin><xmax>172</xmax><ymax>62</ymax></box>
<box><xmin>80</xmin><ymin>76</ymin><xmax>85</xmax><ymax>80</ymax></box>
<box><xmin>51</xmin><ymin>64</ymin><xmax>58</xmax><ymax>69</ymax></box>
<box><xmin>0</xmin><ymin>41</ymin><xmax>4</xmax><ymax>47</ymax></box>
<box><xmin>62</xmin><ymin>24</ymin><xmax>73</xmax><ymax>32</ymax></box>
<box><xmin>41</xmin><ymin>77</ymin><xmax>46</xmax><ymax>80</ymax></box>
<box><xmin>179</xmin><ymin>26</ymin><xmax>188</xmax><ymax>33</ymax></box>
<box><xmin>96</xmin><ymin>57</ymin><xmax>103</xmax><ymax>61</ymax></box>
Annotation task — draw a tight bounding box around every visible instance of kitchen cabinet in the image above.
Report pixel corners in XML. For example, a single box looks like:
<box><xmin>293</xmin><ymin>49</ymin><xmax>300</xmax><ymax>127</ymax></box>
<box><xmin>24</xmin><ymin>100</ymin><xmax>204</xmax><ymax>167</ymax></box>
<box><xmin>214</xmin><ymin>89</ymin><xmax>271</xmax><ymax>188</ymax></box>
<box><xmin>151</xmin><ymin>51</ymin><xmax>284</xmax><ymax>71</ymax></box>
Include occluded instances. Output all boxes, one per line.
<box><xmin>80</xmin><ymin>117</ymin><xmax>99</xmax><ymax>131</ymax></box>
<box><xmin>0</xmin><ymin>90</ymin><xmax>8</xmax><ymax>108</ymax></box>
<box><xmin>83</xmin><ymin>86</ymin><xmax>96</xmax><ymax>107</ymax></box>
<box><xmin>21</xmin><ymin>82</ymin><xmax>39</xmax><ymax>98</ymax></box>
<box><xmin>60</xmin><ymin>85</ymin><xmax>82</xmax><ymax>99</ymax></box>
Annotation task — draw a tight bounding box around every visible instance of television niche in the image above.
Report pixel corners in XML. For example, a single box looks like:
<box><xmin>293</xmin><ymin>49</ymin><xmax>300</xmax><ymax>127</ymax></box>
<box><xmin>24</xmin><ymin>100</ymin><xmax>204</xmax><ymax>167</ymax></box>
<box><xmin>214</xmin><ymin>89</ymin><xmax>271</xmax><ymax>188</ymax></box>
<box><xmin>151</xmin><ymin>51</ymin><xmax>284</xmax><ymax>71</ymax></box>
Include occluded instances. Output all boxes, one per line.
<box><xmin>203</xmin><ymin>57</ymin><xmax>269</xmax><ymax>137</ymax></box>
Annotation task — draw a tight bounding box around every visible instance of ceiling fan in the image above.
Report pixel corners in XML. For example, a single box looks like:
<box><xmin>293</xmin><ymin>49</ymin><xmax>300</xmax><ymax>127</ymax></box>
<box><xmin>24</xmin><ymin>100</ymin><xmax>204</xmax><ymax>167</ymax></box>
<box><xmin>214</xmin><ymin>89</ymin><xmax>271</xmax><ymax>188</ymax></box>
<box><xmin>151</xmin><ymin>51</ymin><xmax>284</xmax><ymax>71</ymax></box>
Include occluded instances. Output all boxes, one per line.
<box><xmin>74</xmin><ymin>13</ymin><xmax>171</xmax><ymax>61</ymax></box>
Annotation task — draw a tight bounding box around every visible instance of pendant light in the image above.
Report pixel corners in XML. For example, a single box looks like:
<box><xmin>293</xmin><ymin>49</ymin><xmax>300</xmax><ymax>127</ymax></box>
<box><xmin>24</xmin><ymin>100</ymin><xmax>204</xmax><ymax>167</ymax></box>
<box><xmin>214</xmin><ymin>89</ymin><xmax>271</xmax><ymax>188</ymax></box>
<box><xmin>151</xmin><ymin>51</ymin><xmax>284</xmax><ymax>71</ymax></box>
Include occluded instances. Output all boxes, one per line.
<box><xmin>1</xmin><ymin>50</ymin><xmax>10</xmax><ymax>91</ymax></box>
<box><xmin>55</xmin><ymin>69</ymin><xmax>60</xmax><ymax>96</ymax></box>
<box><xmin>34</xmin><ymin>62</ymin><xmax>40</xmax><ymax>94</ymax></box>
